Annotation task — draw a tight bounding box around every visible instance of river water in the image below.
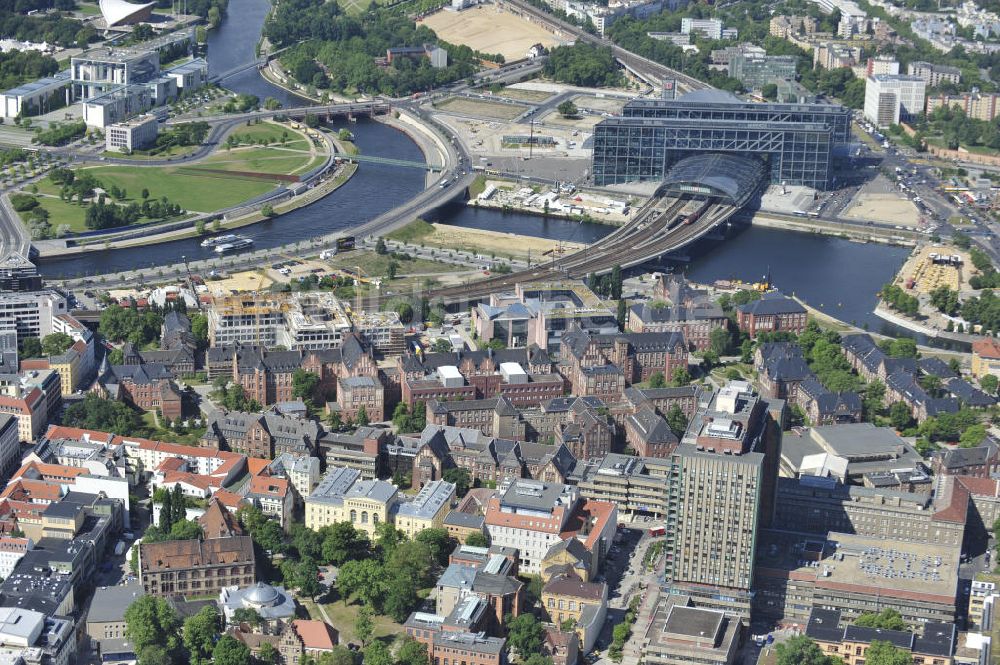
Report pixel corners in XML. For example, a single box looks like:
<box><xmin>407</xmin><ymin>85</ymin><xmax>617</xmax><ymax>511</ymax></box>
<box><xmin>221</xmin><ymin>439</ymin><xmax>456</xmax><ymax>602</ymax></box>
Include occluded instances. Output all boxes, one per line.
<box><xmin>35</xmin><ymin>0</ymin><xmax>924</xmax><ymax>343</ymax></box>
<box><xmin>35</xmin><ymin>0</ymin><xmax>426</xmax><ymax>278</ymax></box>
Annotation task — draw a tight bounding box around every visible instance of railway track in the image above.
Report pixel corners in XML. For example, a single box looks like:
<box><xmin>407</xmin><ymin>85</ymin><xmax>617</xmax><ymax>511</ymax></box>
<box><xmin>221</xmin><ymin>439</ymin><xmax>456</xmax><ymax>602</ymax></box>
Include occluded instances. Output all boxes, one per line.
<box><xmin>422</xmin><ymin>196</ymin><xmax>740</xmax><ymax>304</ymax></box>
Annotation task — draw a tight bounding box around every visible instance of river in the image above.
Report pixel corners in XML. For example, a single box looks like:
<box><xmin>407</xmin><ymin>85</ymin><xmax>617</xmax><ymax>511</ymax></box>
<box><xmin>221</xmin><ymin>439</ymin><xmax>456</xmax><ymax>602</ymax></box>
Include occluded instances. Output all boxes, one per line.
<box><xmin>35</xmin><ymin>0</ymin><xmax>427</xmax><ymax>278</ymax></box>
<box><xmin>36</xmin><ymin>0</ymin><xmax>924</xmax><ymax>344</ymax></box>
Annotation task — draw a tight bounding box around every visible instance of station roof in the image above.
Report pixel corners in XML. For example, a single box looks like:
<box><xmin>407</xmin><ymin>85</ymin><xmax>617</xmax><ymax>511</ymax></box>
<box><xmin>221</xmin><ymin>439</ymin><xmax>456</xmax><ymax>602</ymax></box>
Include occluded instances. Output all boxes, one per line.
<box><xmin>660</xmin><ymin>153</ymin><xmax>766</xmax><ymax>206</ymax></box>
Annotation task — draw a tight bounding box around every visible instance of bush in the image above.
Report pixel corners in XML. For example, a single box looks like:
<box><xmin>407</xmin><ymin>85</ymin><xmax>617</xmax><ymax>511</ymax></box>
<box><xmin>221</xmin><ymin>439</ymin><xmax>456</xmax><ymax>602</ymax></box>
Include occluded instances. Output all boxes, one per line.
<box><xmin>10</xmin><ymin>193</ymin><xmax>38</xmax><ymax>212</ymax></box>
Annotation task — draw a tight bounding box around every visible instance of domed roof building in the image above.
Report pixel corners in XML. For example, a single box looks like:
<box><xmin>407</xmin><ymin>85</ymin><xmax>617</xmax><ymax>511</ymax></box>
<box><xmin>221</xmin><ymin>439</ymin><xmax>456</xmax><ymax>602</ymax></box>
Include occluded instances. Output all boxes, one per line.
<box><xmin>219</xmin><ymin>582</ymin><xmax>297</xmax><ymax>632</ymax></box>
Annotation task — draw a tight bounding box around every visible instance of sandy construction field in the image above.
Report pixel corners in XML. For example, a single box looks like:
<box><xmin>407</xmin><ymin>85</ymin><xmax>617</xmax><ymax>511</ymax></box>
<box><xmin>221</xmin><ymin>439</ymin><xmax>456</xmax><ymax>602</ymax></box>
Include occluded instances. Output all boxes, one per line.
<box><xmin>424</xmin><ymin>222</ymin><xmax>585</xmax><ymax>260</ymax></box>
<box><xmin>422</xmin><ymin>6</ymin><xmax>562</xmax><ymax>61</ymax></box>
<box><xmin>842</xmin><ymin>193</ymin><xmax>920</xmax><ymax>226</ymax></box>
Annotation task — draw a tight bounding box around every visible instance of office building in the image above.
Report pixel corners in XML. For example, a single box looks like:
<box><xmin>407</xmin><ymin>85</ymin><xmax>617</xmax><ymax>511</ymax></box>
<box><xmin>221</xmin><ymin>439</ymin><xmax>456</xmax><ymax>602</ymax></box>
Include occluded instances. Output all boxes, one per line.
<box><xmin>907</xmin><ymin>61</ymin><xmax>962</xmax><ymax>87</ymax></box>
<box><xmin>105</xmin><ymin>114</ymin><xmax>158</xmax><ymax>152</ymax></box>
<box><xmin>680</xmin><ymin>18</ymin><xmax>724</xmax><ymax>40</ymax></box>
<box><xmin>0</xmin><ymin>71</ymin><xmax>71</xmax><ymax>119</ymax></box>
<box><xmin>0</xmin><ymin>607</ymin><xmax>74</xmax><ymax>665</ymax></box>
<box><xmin>85</xmin><ymin>582</ymin><xmax>144</xmax><ymax>645</ymax></box>
<box><xmin>661</xmin><ymin>381</ymin><xmax>779</xmax><ymax>617</ymax></box>
<box><xmin>864</xmin><ymin>74</ymin><xmax>926</xmax><ymax>127</ymax></box>
<box><xmin>736</xmin><ymin>291</ymin><xmax>807</xmax><ymax>338</ymax></box>
<box><xmin>754</xmin><ymin>530</ymin><xmax>959</xmax><ymax>628</ymax></box>
<box><xmin>0</xmin><ymin>290</ymin><xmax>69</xmax><ymax>342</ymax></box>
<box><xmin>644</xmin><ymin>598</ymin><xmax>740</xmax><ymax>665</ymax></box>
<box><xmin>927</xmin><ymin>92</ymin><xmax>1000</xmax><ymax>121</ymax></box>
<box><xmin>593</xmin><ymin>91</ymin><xmax>851</xmax><ymax>190</ymax></box>
<box><xmin>728</xmin><ymin>52</ymin><xmax>798</xmax><ymax>90</ymax></box>
<box><xmin>484</xmin><ymin>479</ymin><xmax>616</xmax><ymax>574</ymax></box>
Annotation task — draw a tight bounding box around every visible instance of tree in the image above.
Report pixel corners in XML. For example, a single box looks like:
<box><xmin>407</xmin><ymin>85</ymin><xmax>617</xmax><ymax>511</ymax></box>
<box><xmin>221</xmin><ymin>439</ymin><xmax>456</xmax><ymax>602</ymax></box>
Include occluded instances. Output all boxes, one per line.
<box><xmin>171</xmin><ymin>484</ymin><xmax>185</xmax><ymax>526</ymax></box>
<box><xmin>981</xmin><ymin>374</ymin><xmax>998</xmax><ymax>395</ymax></box>
<box><xmin>141</xmin><ymin>188</ymin><xmax>149</xmax><ymax>199</ymax></box>
<box><xmin>442</xmin><ymin>467</ymin><xmax>471</xmax><ymax>497</ymax></box>
<box><xmin>356</xmin><ymin>404</ymin><xmax>369</xmax><ymax>426</ymax></box>
<box><xmin>337</xmin><ymin>559</ymin><xmax>387</xmax><ymax>608</ymax></box>
<box><xmin>557</xmin><ymin>100</ymin><xmax>578</xmax><ymax>117</ymax></box>
<box><xmin>258</xmin><ymin>642</ymin><xmax>278</xmax><ymax>665</ymax></box>
<box><xmin>138</xmin><ymin>645</ymin><xmax>173</xmax><ymax>665</ymax></box>
<box><xmin>648</xmin><ymin>371</ymin><xmax>666</xmax><ymax>389</ymax></box>
<box><xmin>465</xmin><ymin>531</ymin><xmax>488</xmax><ymax>547</ymax></box>
<box><xmin>610</xmin><ymin>264</ymin><xmax>623</xmax><ymax>300</ymax></box>
<box><xmin>709</xmin><ymin>327</ymin><xmax>732</xmax><ymax>356</ymax></box>
<box><xmin>168</xmin><ymin>519</ymin><xmax>204</xmax><ymax>541</ymax></box>
<box><xmin>159</xmin><ymin>489</ymin><xmax>173</xmax><ymax>531</ymax></box>
<box><xmin>321</xmin><ymin>521</ymin><xmax>370</xmax><ymax>565</ymax></box>
<box><xmin>761</xmin><ymin>82</ymin><xmax>778</xmax><ymax>100</ymax></box>
<box><xmin>183</xmin><ymin>606</ymin><xmax>219</xmax><ymax>665</ymax></box>
<box><xmin>363</xmin><ymin>641</ymin><xmax>392</xmax><ymax>665</ymax></box>
<box><xmin>775</xmin><ymin>635</ymin><xmax>837</xmax><ymax>665</ymax></box>
<box><xmin>212</xmin><ymin>635</ymin><xmax>251</xmax><ymax>665</ymax></box>
<box><xmin>41</xmin><ymin>332</ymin><xmax>73</xmax><ymax>356</ymax></box>
<box><xmin>888</xmin><ymin>402</ymin><xmax>914</xmax><ymax>430</ymax></box>
<box><xmin>261</xmin><ymin>203</ymin><xmax>275</xmax><ymax>217</ymax></box>
<box><xmin>355</xmin><ymin>606</ymin><xmax>375</xmax><ymax>646</ymax></box>
<box><xmin>295</xmin><ymin>559</ymin><xmax>324</xmax><ymax>600</ymax></box>
<box><xmin>960</xmin><ymin>423</ymin><xmax>988</xmax><ymax>448</ymax></box>
<box><xmin>387</xmin><ymin>260</ymin><xmax>399</xmax><ymax>280</ymax></box>
<box><xmin>190</xmin><ymin>313</ymin><xmax>209</xmax><ymax>347</ymax></box>
<box><xmin>666</xmin><ymin>404</ymin><xmax>688</xmax><ymax>437</ymax></box>
<box><xmin>617</xmin><ymin>299</ymin><xmax>627</xmax><ymax>331</ymax></box>
<box><xmin>397</xmin><ymin>638</ymin><xmax>430</xmax><ymax>665</ymax></box>
<box><xmin>63</xmin><ymin>393</ymin><xmax>144</xmax><ymax>435</ymax></box>
<box><xmin>18</xmin><ymin>336</ymin><xmax>41</xmax><ymax>358</ymax></box>
<box><xmin>415</xmin><ymin>528</ymin><xmax>454</xmax><ymax>566</ymax></box>
<box><xmin>670</xmin><ymin>367</ymin><xmax>691</xmax><ymax>386</ymax></box>
<box><xmin>864</xmin><ymin>640</ymin><xmax>913</xmax><ymax>665</ymax></box>
<box><xmin>375</xmin><ymin>238</ymin><xmax>387</xmax><ymax>254</ymax></box>
<box><xmin>231</xmin><ymin>607</ymin><xmax>263</xmax><ymax>628</ymax></box>
<box><xmin>506</xmin><ymin>613</ymin><xmax>545</xmax><ymax>656</ymax></box>
<box><xmin>292</xmin><ymin>369</ymin><xmax>321</xmax><ymax>404</ymax></box>
<box><xmin>124</xmin><ymin>596</ymin><xmax>181</xmax><ymax>654</ymax></box>
<box><xmin>854</xmin><ymin>609</ymin><xmax>907</xmax><ymax>631</ymax></box>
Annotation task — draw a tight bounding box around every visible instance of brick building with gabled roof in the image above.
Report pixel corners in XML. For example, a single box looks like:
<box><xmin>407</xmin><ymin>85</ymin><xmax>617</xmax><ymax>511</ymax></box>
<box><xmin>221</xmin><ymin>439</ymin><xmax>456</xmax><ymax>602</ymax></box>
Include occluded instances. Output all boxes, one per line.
<box><xmin>138</xmin><ymin>535</ymin><xmax>255</xmax><ymax>597</ymax></box>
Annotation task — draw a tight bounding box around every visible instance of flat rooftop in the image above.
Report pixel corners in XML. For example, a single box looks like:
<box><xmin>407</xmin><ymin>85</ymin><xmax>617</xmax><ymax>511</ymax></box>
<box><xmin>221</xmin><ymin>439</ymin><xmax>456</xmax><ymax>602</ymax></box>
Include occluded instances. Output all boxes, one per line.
<box><xmin>756</xmin><ymin>530</ymin><xmax>959</xmax><ymax>604</ymax></box>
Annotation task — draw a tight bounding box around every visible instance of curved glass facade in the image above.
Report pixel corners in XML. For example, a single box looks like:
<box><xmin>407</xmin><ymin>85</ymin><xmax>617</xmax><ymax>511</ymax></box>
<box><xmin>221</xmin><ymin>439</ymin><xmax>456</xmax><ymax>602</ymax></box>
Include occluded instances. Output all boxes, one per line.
<box><xmin>660</xmin><ymin>153</ymin><xmax>767</xmax><ymax>206</ymax></box>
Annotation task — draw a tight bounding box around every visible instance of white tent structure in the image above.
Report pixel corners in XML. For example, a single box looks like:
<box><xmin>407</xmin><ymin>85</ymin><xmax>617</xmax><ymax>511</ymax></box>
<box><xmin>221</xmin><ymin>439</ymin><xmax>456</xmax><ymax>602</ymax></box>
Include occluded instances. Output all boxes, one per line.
<box><xmin>99</xmin><ymin>0</ymin><xmax>155</xmax><ymax>26</ymax></box>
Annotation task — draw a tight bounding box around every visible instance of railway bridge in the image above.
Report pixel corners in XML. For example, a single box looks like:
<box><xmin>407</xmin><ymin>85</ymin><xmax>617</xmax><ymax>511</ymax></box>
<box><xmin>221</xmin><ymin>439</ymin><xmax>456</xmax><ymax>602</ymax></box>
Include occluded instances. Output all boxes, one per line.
<box><xmin>419</xmin><ymin>153</ymin><xmax>767</xmax><ymax>305</ymax></box>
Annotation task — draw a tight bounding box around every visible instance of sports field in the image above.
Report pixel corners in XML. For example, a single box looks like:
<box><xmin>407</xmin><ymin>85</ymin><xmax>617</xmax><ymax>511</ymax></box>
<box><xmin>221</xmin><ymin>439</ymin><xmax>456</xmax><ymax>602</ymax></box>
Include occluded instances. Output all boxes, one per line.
<box><xmin>422</xmin><ymin>6</ymin><xmax>561</xmax><ymax>61</ymax></box>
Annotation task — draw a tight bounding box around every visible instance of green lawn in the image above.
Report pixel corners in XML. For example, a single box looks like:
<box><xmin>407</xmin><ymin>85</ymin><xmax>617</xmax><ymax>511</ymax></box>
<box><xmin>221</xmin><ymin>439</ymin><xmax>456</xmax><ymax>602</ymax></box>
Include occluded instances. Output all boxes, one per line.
<box><xmin>386</xmin><ymin>219</ymin><xmax>435</xmax><ymax>243</ymax></box>
<box><xmin>196</xmin><ymin>147</ymin><xmax>315</xmax><ymax>175</ymax></box>
<box><xmin>327</xmin><ymin>249</ymin><xmax>467</xmax><ymax>277</ymax></box>
<box><xmin>80</xmin><ymin>165</ymin><xmax>276</xmax><ymax>212</ymax></box>
<box><xmin>229</xmin><ymin>122</ymin><xmax>311</xmax><ymax>150</ymax></box>
<box><xmin>24</xmin><ymin>195</ymin><xmax>92</xmax><ymax>232</ymax></box>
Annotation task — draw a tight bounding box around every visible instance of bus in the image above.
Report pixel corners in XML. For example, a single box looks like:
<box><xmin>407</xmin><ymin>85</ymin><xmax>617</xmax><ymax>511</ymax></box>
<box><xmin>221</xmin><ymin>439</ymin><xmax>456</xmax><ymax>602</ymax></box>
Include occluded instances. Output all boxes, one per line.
<box><xmin>336</xmin><ymin>236</ymin><xmax>356</xmax><ymax>251</ymax></box>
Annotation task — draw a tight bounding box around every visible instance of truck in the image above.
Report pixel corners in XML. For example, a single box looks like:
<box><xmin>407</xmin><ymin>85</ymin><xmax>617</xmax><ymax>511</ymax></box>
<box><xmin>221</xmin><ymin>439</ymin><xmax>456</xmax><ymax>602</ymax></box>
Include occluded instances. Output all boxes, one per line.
<box><xmin>648</xmin><ymin>526</ymin><xmax>666</xmax><ymax>537</ymax></box>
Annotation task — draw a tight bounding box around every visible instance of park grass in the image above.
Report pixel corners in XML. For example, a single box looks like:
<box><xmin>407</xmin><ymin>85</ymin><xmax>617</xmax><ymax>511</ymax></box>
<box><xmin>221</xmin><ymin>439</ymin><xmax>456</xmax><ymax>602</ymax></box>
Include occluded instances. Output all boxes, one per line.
<box><xmin>195</xmin><ymin>147</ymin><xmax>316</xmax><ymax>175</ymax></box>
<box><xmin>139</xmin><ymin>411</ymin><xmax>206</xmax><ymax>445</ymax></box>
<box><xmin>22</xmin><ymin>195</ymin><xmax>92</xmax><ymax>232</ymax></box>
<box><xmin>386</xmin><ymin>218</ymin><xmax>435</xmax><ymax>243</ymax></box>
<box><xmin>101</xmin><ymin>144</ymin><xmax>201</xmax><ymax>160</ymax></box>
<box><xmin>304</xmin><ymin>598</ymin><xmax>402</xmax><ymax>643</ymax></box>
<box><xmin>229</xmin><ymin>122</ymin><xmax>311</xmax><ymax>150</ymax></box>
<box><xmin>80</xmin><ymin>165</ymin><xmax>275</xmax><ymax>212</ymax></box>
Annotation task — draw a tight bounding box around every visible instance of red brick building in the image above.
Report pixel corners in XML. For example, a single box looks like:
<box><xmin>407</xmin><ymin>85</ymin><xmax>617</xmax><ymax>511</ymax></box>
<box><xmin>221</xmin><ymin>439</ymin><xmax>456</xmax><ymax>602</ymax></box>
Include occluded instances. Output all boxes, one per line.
<box><xmin>736</xmin><ymin>292</ymin><xmax>807</xmax><ymax>338</ymax></box>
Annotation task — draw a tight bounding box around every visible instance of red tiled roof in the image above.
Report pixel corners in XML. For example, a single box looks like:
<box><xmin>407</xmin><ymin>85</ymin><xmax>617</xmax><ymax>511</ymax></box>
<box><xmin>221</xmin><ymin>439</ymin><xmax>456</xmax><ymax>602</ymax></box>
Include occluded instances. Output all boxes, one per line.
<box><xmin>249</xmin><ymin>475</ymin><xmax>288</xmax><ymax>498</ymax></box>
<box><xmin>292</xmin><ymin>620</ymin><xmax>338</xmax><ymax>651</ymax></box>
<box><xmin>973</xmin><ymin>338</ymin><xmax>1000</xmax><ymax>360</ymax></box>
<box><xmin>957</xmin><ymin>475</ymin><xmax>1000</xmax><ymax>497</ymax></box>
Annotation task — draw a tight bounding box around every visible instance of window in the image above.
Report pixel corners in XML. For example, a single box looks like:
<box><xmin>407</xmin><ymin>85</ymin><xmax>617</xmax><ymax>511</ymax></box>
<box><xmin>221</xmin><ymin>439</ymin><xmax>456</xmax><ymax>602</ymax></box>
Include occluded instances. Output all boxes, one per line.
<box><xmin>350</xmin><ymin>509</ymin><xmax>357</xmax><ymax>522</ymax></box>
<box><xmin>362</xmin><ymin>511</ymin><xmax>369</xmax><ymax>524</ymax></box>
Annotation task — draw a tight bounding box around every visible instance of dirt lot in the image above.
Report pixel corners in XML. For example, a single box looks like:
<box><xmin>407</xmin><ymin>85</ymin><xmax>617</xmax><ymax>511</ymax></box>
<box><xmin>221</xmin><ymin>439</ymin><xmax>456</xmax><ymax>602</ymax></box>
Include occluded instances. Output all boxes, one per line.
<box><xmin>422</xmin><ymin>222</ymin><xmax>585</xmax><ymax>261</ymax></box>
<box><xmin>573</xmin><ymin>95</ymin><xmax>626</xmax><ymax>113</ymax></box>
<box><xmin>842</xmin><ymin>193</ymin><xmax>920</xmax><ymax>226</ymax></box>
<box><xmin>436</xmin><ymin>97</ymin><xmax>526</xmax><ymax>120</ymax></box>
<box><xmin>538</xmin><ymin>109</ymin><xmax>605</xmax><ymax>130</ymax></box>
<box><xmin>421</xmin><ymin>5</ymin><xmax>562</xmax><ymax>61</ymax></box>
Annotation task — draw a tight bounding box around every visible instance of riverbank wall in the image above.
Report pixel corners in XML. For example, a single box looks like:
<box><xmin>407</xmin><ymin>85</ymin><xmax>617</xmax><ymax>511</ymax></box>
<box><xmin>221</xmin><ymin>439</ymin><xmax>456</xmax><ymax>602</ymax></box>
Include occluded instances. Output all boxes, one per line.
<box><xmin>750</xmin><ymin>213</ymin><xmax>921</xmax><ymax>246</ymax></box>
